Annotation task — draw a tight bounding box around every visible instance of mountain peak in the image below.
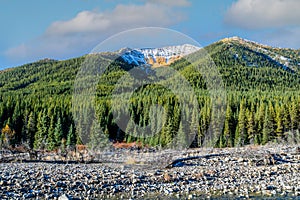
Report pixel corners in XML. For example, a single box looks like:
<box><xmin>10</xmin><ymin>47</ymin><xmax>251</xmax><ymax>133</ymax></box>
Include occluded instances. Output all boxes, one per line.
<box><xmin>220</xmin><ymin>36</ymin><xmax>267</xmax><ymax>47</ymax></box>
<box><xmin>119</xmin><ymin>44</ymin><xmax>200</xmax><ymax>67</ymax></box>
<box><xmin>213</xmin><ymin>36</ymin><xmax>300</xmax><ymax>72</ymax></box>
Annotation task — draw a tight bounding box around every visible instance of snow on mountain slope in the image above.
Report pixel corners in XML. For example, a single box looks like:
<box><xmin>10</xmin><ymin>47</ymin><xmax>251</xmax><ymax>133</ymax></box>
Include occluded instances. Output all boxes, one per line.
<box><xmin>221</xmin><ymin>36</ymin><xmax>300</xmax><ymax>72</ymax></box>
<box><xmin>120</xmin><ymin>49</ymin><xmax>147</xmax><ymax>66</ymax></box>
<box><xmin>119</xmin><ymin>44</ymin><xmax>200</xmax><ymax>67</ymax></box>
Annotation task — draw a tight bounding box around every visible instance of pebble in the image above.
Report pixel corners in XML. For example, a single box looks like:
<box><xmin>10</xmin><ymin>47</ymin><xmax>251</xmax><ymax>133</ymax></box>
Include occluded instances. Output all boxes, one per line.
<box><xmin>58</xmin><ymin>194</ymin><xmax>70</xmax><ymax>200</ymax></box>
<box><xmin>0</xmin><ymin>145</ymin><xmax>299</xmax><ymax>199</ymax></box>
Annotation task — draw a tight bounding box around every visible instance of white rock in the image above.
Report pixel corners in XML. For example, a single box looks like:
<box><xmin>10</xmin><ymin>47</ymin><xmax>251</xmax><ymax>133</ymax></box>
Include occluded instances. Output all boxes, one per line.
<box><xmin>58</xmin><ymin>194</ymin><xmax>70</xmax><ymax>200</ymax></box>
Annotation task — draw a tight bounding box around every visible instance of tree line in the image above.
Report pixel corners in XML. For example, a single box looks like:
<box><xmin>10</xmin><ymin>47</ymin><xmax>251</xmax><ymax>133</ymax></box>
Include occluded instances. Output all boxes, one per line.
<box><xmin>0</xmin><ymin>43</ymin><xmax>300</xmax><ymax>150</ymax></box>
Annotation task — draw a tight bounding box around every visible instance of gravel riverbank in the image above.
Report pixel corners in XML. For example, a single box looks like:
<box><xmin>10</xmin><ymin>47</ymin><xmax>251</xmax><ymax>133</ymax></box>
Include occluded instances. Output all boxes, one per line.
<box><xmin>0</xmin><ymin>145</ymin><xmax>300</xmax><ymax>199</ymax></box>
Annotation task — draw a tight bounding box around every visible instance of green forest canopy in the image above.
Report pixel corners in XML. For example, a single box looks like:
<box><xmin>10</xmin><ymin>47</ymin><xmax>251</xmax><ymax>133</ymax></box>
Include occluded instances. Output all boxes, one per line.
<box><xmin>1</xmin><ymin>39</ymin><xmax>300</xmax><ymax>150</ymax></box>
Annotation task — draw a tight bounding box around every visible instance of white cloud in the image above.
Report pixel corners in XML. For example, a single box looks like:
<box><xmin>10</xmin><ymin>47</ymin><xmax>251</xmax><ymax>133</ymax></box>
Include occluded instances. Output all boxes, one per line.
<box><xmin>45</xmin><ymin>3</ymin><xmax>181</xmax><ymax>36</ymax></box>
<box><xmin>5</xmin><ymin>3</ymin><xmax>185</xmax><ymax>62</ymax></box>
<box><xmin>145</xmin><ymin>0</ymin><xmax>190</xmax><ymax>7</ymax></box>
<box><xmin>225</xmin><ymin>0</ymin><xmax>300</xmax><ymax>29</ymax></box>
<box><xmin>45</xmin><ymin>11</ymin><xmax>110</xmax><ymax>36</ymax></box>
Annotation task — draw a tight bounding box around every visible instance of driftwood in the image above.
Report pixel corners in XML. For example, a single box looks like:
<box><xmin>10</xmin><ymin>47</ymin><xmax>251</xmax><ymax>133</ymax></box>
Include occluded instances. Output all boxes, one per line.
<box><xmin>165</xmin><ymin>153</ymin><xmax>229</xmax><ymax>168</ymax></box>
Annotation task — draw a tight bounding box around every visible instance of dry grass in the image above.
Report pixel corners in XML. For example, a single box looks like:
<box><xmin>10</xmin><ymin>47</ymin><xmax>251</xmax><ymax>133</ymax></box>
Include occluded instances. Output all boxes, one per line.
<box><xmin>125</xmin><ymin>156</ymin><xmax>137</xmax><ymax>165</ymax></box>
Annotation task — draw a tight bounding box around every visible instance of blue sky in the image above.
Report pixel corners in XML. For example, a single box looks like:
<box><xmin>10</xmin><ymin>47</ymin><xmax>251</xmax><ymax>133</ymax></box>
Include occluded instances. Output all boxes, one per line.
<box><xmin>1</xmin><ymin>0</ymin><xmax>300</xmax><ymax>68</ymax></box>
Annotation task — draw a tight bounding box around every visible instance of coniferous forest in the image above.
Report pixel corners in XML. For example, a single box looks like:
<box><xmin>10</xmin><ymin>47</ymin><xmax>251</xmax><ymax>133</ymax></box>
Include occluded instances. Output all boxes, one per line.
<box><xmin>1</xmin><ymin>38</ymin><xmax>300</xmax><ymax>150</ymax></box>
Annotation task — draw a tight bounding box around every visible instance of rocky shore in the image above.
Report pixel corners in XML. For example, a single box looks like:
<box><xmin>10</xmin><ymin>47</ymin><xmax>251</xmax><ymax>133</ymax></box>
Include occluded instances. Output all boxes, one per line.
<box><xmin>0</xmin><ymin>145</ymin><xmax>300</xmax><ymax>199</ymax></box>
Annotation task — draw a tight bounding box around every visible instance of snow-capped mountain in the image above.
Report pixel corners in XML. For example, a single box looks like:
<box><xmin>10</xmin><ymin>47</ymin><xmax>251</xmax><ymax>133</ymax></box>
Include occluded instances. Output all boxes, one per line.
<box><xmin>119</xmin><ymin>44</ymin><xmax>200</xmax><ymax>67</ymax></box>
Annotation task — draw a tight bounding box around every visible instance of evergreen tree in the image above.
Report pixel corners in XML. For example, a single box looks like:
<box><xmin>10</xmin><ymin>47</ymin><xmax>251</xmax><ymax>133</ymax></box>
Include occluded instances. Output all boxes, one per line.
<box><xmin>275</xmin><ymin>102</ymin><xmax>283</xmax><ymax>140</ymax></box>
<box><xmin>262</xmin><ymin>108</ymin><xmax>272</xmax><ymax>145</ymax></box>
<box><xmin>267</xmin><ymin>101</ymin><xmax>276</xmax><ymax>141</ymax></box>
<box><xmin>46</xmin><ymin>116</ymin><xmax>56</xmax><ymax>150</ymax></box>
<box><xmin>224</xmin><ymin>104</ymin><xmax>233</xmax><ymax>147</ymax></box>
<box><xmin>26</xmin><ymin>112</ymin><xmax>36</xmax><ymax>149</ymax></box>
<box><xmin>290</xmin><ymin>99</ymin><xmax>298</xmax><ymax>130</ymax></box>
<box><xmin>11</xmin><ymin>101</ymin><xmax>23</xmax><ymax>145</ymax></box>
<box><xmin>255</xmin><ymin>102</ymin><xmax>265</xmax><ymax>144</ymax></box>
<box><xmin>176</xmin><ymin>121</ymin><xmax>188</xmax><ymax>149</ymax></box>
<box><xmin>66</xmin><ymin>124</ymin><xmax>76</xmax><ymax>147</ymax></box>
<box><xmin>246</xmin><ymin>106</ymin><xmax>255</xmax><ymax>144</ymax></box>
<box><xmin>34</xmin><ymin>110</ymin><xmax>48</xmax><ymax>150</ymax></box>
<box><xmin>54</xmin><ymin>116</ymin><xmax>63</xmax><ymax>147</ymax></box>
<box><xmin>189</xmin><ymin>98</ymin><xmax>200</xmax><ymax>147</ymax></box>
<box><xmin>88</xmin><ymin>118</ymin><xmax>109</xmax><ymax>151</ymax></box>
<box><xmin>236</xmin><ymin>100</ymin><xmax>247</xmax><ymax>146</ymax></box>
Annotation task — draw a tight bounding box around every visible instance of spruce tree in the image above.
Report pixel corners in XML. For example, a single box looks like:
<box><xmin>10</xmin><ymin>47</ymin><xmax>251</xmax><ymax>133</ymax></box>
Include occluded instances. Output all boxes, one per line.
<box><xmin>262</xmin><ymin>108</ymin><xmax>272</xmax><ymax>145</ymax></box>
<box><xmin>54</xmin><ymin>116</ymin><xmax>63</xmax><ymax>147</ymax></box>
<box><xmin>246</xmin><ymin>106</ymin><xmax>255</xmax><ymax>144</ymax></box>
<box><xmin>236</xmin><ymin>100</ymin><xmax>247</xmax><ymax>146</ymax></box>
<box><xmin>224</xmin><ymin>104</ymin><xmax>233</xmax><ymax>147</ymax></box>
<box><xmin>66</xmin><ymin>124</ymin><xmax>76</xmax><ymax>147</ymax></box>
<box><xmin>46</xmin><ymin>116</ymin><xmax>56</xmax><ymax>150</ymax></box>
<box><xmin>275</xmin><ymin>102</ymin><xmax>283</xmax><ymax>140</ymax></box>
<box><xmin>26</xmin><ymin>112</ymin><xmax>36</xmax><ymax>149</ymax></box>
<box><xmin>88</xmin><ymin>118</ymin><xmax>109</xmax><ymax>151</ymax></box>
<box><xmin>34</xmin><ymin>110</ymin><xmax>48</xmax><ymax>150</ymax></box>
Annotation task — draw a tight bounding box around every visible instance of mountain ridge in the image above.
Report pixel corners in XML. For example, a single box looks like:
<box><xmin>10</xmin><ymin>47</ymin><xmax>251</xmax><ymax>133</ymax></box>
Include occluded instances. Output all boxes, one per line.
<box><xmin>1</xmin><ymin>37</ymin><xmax>299</xmax><ymax>71</ymax></box>
<box><xmin>1</xmin><ymin>37</ymin><xmax>299</xmax><ymax>95</ymax></box>
<box><xmin>208</xmin><ymin>36</ymin><xmax>300</xmax><ymax>72</ymax></box>
<box><xmin>117</xmin><ymin>44</ymin><xmax>200</xmax><ymax>67</ymax></box>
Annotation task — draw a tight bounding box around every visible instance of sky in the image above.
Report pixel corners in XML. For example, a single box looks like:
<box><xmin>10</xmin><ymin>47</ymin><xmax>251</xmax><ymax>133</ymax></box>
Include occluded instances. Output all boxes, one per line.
<box><xmin>1</xmin><ymin>0</ymin><xmax>300</xmax><ymax>69</ymax></box>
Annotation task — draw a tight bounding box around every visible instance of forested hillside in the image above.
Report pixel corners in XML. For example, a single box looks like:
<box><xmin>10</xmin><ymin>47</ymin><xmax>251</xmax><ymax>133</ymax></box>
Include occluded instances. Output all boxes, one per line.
<box><xmin>1</xmin><ymin>38</ymin><xmax>300</xmax><ymax>150</ymax></box>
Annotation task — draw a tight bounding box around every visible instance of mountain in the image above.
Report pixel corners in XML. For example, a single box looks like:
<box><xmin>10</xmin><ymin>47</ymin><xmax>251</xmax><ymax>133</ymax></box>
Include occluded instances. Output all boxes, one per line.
<box><xmin>119</xmin><ymin>44</ymin><xmax>200</xmax><ymax>67</ymax></box>
<box><xmin>140</xmin><ymin>44</ymin><xmax>200</xmax><ymax>66</ymax></box>
<box><xmin>1</xmin><ymin>37</ymin><xmax>300</xmax><ymax>150</ymax></box>
<box><xmin>207</xmin><ymin>36</ymin><xmax>300</xmax><ymax>72</ymax></box>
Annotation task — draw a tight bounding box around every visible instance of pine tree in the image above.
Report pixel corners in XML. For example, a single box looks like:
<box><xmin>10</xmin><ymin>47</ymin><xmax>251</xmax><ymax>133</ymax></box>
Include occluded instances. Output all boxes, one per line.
<box><xmin>11</xmin><ymin>101</ymin><xmax>23</xmax><ymax>145</ymax></box>
<box><xmin>282</xmin><ymin>104</ymin><xmax>290</xmax><ymax>133</ymax></box>
<box><xmin>246</xmin><ymin>106</ymin><xmax>255</xmax><ymax>144</ymax></box>
<box><xmin>54</xmin><ymin>116</ymin><xmax>63</xmax><ymax>147</ymax></box>
<box><xmin>267</xmin><ymin>101</ymin><xmax>276</xmax><ymax>141</ymax></box>
<box><xmin>224</xmin><ymin>104</ymin><xmax>233</xmax><ymax>147</ymax></box>
<box><xmin>176</xmin><ymin>121</ymin><xmax>188</xmax><ymax>149</ymax></box>
<box><xmin>26</xmin><ymin>112</ymin><xmax>36</xmax><ymax>149</ymax></box>
<box><xmin>190</xmin><ymin>98</ymin><xmax>200</xmax><ymax>147</ymax></box>
<box><xmin>125</xmin><ymin>119</ymin><xmax>135</xmax><ymax>140</ymax></box>
<box><xmin>46</xmin><ymin>116</ymin><xmax>56</xmax><ymax>150</ymax></box>
<box><xmin>88</xmin><ymin>118</ymin><xmax>109</xmax><ymax>151</ymax></box>
<box><xmin>163</xmin><ymin>119</ymin><xmax>173</xmax><ymax>147</ymax></box>
<box><xmin>274</xmin><ymin>102</ymin><xmax>283</xmax><ymax>140</ymax></box>
<box><xmin>255</xmin><ymin>102</ymin><xmax>265</xmax><ymax>144</ymax></box>
<box><xmin>290</xmin><ymin>99</ymin><xmax>298</xmax><ymax>130</ymax></box>
<box><xmin>236</xmin><ymin>100</ymin><xmax>247</xmax><ymax>146</ymax></box>
<box><xmin>234</xmin><ymin>125</ymin><xmax>240</xmax><ymax>146</ymax></box>
<box><xmin>66</xmin><ymin>124</ymin><xmax>76</xmax><ymax>147</ymax></box>
<box><xmin>262</xmin><ymin>108</ymin><xmax>272</xmax><ymax>145</ymax></box>
<box><xmin>159</xmin><ymin>105</ymin><xmax>170</xmax><ymax>147</ymax></box>
<box><xmin>34</xmin><ymin>110</ymin><xmax>49</xmax><ymax>150</ymax></box>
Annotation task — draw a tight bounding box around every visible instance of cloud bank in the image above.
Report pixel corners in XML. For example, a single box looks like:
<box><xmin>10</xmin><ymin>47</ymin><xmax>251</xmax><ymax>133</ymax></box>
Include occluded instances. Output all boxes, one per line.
<box><xmin>225</xmin><ymin>0</ymin><xmax>300</xmax><ymax>29</ymax></box>
<box><xmin>224</xmin><ymin>0</ymin><xmax>300</xmax><ymax>48</ymax></box>
<box><xmin>5</xmin><ymin>2</ymin><xmax>187</xmax><ymax>62</ymax></box>
<box><xmin>144</xmin><ymin>0</ymin><xmax>190</xmax><ymax>7</ymax></box>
